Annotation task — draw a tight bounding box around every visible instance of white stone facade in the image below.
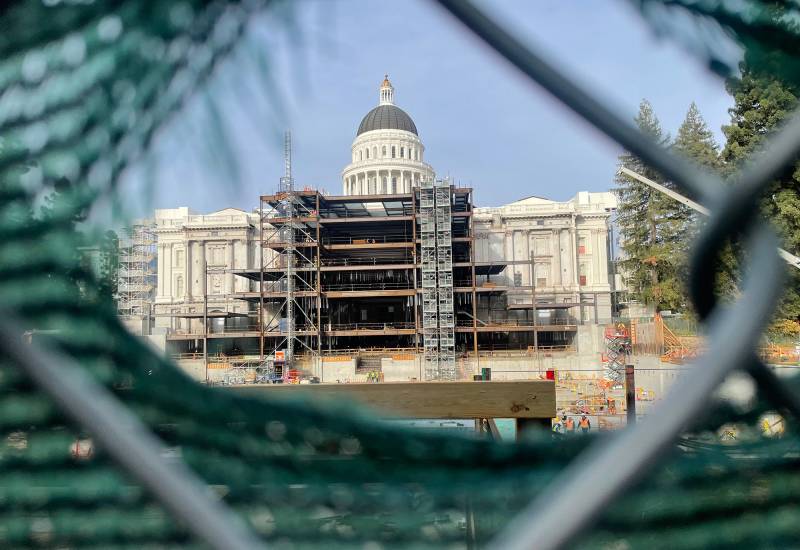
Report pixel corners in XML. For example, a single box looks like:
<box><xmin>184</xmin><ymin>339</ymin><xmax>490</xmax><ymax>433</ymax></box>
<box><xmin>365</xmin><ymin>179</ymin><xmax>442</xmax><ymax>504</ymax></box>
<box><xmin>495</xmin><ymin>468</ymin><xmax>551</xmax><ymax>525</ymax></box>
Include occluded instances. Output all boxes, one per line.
<box><xmin>474</xmin><ymin>191</ymin><xmax>617</xmax><ymax>322</ymax></box>
<box><xmin>152</xmin><ymin>207</ymin><xmax>260</xmax><ymax>332</ymax></box>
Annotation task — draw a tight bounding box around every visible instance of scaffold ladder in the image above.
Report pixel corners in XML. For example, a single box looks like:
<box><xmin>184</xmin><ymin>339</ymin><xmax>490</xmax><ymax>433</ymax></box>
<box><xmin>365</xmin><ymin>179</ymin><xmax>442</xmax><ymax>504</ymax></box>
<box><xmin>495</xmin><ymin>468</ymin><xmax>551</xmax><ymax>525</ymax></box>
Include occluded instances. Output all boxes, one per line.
<box><xmin>419</xmin><ymin>177</ymin><xmax>439</xmax><ymax>379</ymax></box>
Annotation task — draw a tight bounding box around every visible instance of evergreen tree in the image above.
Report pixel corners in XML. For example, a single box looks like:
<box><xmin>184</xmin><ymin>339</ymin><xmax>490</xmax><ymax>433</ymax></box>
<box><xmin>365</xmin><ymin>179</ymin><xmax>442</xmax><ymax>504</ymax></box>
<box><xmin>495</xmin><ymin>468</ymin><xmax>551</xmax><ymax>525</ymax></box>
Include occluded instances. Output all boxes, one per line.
<box><xmin>673</xmin><ymin>102</ymin><xmax>720</xmax><ymax>173</ymax></box>
<box><xmin>615</xmin><ymin>100</ymin><xmax>684</xmax><ymax>312</ymax></box>
<box><xmin>722</xmin><ymin>58</ymin><xmax>800</xmax><ymax>322</ymax></box>
<box><xmin>670</xmin><ymin>103</ymin><xmax>721</xmax><ymax>310</ymax></box>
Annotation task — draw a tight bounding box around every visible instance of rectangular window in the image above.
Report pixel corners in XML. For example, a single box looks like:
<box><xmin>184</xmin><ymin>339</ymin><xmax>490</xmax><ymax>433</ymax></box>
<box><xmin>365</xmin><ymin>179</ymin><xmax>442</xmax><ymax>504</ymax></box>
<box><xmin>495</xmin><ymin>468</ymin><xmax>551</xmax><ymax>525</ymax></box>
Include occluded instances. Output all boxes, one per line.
<box><xmin>579</xmin><ymin>262</ymin><xmax>589</xmax><ymax>286</ymax></box>
<box><xmin>513</xmin><ymin>272</ymin><xmax>522</xmax><ymax>287</ymax></box>
<box><xmin>578</xmin><ymin>235</ymin><xmax>588</xmax><ymax>255</ymax></box>
<box><xmin>391</xmin><ymin>146</ymin><xmax>396</xmax><ymax>158</ymax></box>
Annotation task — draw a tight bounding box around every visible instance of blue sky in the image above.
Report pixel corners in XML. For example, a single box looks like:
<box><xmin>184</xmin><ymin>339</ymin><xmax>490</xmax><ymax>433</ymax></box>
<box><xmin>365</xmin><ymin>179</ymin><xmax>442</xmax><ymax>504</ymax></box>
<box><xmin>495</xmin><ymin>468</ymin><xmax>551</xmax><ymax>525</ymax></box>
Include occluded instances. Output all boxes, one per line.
<box><xmin>119</xmin><ymin>0</ymin><xmax>739</xmax><ymax>217</ymax></box>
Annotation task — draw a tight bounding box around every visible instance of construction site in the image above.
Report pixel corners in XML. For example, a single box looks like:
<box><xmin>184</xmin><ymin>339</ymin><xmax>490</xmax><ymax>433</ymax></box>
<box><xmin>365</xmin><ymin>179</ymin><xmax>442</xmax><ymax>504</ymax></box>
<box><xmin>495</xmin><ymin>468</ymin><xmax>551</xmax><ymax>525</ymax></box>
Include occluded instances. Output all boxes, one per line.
<box><xmin>163</xmin><ymin>168</ymin><xmax>584</xmax><ymax>382</ymax></box>
<box><xmin>143</xmin><ymin>135</ymin><xmax>716</xmax><ymax>434</ymax></box>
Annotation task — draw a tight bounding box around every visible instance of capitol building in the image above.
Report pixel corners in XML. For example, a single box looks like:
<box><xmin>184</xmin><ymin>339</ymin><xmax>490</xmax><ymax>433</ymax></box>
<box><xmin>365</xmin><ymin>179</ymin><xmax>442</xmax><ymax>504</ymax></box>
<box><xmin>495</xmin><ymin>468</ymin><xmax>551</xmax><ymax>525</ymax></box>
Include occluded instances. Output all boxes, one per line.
<box><xmin>141</xmin><ymin>76</ymin><xmax>617</xmax><ymax>380</ymax></box>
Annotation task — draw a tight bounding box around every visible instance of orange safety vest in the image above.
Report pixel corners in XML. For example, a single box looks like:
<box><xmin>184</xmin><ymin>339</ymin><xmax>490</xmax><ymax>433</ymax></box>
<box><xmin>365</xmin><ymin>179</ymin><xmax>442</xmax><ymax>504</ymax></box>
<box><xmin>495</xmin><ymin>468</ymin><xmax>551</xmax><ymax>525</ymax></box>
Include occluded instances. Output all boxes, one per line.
<box><xmin>565</xmin><ymin>418</ymin><xmax>575</xmax><ymax>430</ymax></box>
<box><xmin>579</xmin><ymin>418</ymin><xmax>590</xmax><ymax>429</ymax></box>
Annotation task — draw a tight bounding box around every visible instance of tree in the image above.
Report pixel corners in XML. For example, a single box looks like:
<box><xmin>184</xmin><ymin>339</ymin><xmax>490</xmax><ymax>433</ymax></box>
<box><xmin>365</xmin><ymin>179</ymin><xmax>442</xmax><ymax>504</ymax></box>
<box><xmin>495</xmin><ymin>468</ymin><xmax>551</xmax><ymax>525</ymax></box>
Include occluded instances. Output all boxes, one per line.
<box><xmin>722</xmin><ymin>57</ymin><xmax>800</xmax><ymax>321</ymax></box>
<box><xmin>673</xmin><ymin>102</ymin><xmax>720</xmax><ymax>173</ymax></box>
<box><xmin>615</xmin><ymin>100</ymin><xmax>685</xmax><ymax>312</ymax></box>
<box><xmin>670</xmin><ymin>103</ymin><xmax>721</xmax><ymax>309</ymax></box>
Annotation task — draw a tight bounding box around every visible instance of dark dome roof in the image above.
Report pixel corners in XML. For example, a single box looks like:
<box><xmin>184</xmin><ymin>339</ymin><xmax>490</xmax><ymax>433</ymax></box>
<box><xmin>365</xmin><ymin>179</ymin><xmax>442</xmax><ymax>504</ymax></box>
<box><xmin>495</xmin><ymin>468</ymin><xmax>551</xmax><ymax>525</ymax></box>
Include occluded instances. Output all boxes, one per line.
<box><xmin>357</xmin><ymin>104</ymin><xmax>417</xmax><ymax>136</ymax></box>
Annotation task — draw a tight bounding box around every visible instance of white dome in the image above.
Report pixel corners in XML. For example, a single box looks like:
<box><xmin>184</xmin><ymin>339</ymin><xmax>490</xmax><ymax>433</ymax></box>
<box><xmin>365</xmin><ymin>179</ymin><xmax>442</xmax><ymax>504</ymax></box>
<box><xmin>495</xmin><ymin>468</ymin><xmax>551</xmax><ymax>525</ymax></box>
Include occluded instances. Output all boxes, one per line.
<box><xmin>342</xmin><ymin>76</ymin><xmax>434</xmax><ymax>195</ymax></box>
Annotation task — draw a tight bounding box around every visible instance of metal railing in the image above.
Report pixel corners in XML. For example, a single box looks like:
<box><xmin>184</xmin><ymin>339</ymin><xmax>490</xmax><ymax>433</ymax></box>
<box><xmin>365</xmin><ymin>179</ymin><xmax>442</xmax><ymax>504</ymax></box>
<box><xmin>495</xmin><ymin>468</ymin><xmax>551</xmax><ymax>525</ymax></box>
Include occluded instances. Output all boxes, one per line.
<box><xmin>323</xmin><ymin>234</ymin><xmax>412</xmax><ymax>245</ymax></box>
<box><xmin>325</xmin><ymin>322</ymin><xmax>416</xmax><ymax>331</ymax></box>
<box><xmin>322</xmin><ymin>281</ymin><xmax>414</xmax><ymax>291</ymax></box>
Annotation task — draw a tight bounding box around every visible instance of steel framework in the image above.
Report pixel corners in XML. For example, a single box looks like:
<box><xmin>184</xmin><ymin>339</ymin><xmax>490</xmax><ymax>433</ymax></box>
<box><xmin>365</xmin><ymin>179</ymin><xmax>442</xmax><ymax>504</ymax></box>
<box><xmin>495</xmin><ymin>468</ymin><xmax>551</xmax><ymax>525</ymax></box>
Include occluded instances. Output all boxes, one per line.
<box><xmin>117</xmin><ymin>221</ymin><xmax>156</xmax><ymax>321</ymax></box>
<box><xmin>258</xmin><ymin>133</ymin><xmax>321</xmax><ymax>367</ymax></box>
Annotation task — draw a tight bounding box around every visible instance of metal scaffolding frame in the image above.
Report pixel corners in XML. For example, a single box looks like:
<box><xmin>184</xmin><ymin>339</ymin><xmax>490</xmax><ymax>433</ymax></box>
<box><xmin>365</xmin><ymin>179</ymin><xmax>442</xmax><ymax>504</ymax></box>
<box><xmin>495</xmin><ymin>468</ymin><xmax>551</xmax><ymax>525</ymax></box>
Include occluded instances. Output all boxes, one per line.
<box><xmin>117</xmin><ymin>221</ymin><xmax>156</xmax><ymax>321</ymax></box>
<box><xmin>258</xmin><ymin>133</ymin><xmax>321</xmax><ymax>367</ymax></box>
<box><xmin>418</xmin><ymin>177</ymin><xmax>439</xmax><ymax>379</ymax></box>
<box><xmin>417</xmin><ymin>177</ymin><xmax>457</xmax><ymax>380</ymax></box>
<box><xmin>435</xmin><ymin>178</ymin><xmax>456</xmax><ymax>380</ymax></box>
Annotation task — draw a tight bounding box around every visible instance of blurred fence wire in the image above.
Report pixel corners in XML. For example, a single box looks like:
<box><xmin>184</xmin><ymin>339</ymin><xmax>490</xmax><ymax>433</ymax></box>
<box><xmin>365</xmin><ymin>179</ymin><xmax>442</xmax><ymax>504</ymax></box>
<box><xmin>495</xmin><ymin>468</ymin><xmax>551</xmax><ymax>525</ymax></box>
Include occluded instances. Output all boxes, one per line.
<box><xmin>1</xmin><ymin>0</ymin><xmax>800</xmax><ymax>549</ymax></box>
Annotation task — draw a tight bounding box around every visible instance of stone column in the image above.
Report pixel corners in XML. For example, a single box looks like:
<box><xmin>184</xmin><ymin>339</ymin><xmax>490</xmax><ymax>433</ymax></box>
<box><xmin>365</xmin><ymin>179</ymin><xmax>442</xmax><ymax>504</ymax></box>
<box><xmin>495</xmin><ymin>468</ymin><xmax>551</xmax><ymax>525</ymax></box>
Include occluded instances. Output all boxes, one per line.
<box><xmin>198</xmin><ymin>241</ymin><xmax>206</xmax><ymax>298</ymax></box>
<box><xmin>185</xmin><ymin>240</ymin><xmax>193</xmax><ymax>300</ymax></box>
<box><xmin>570</xmin><ymin>223</ymin><xmax>579</xmax><ymax>286</ymax></box>
<box><xmin>165</xmin><ymin>243</ymin><xmax>173</xmax><ymax>299</ymax></box>
<box><xmin>226</xmin><ymin>240</ymin><xmax>235</xmax><ymax>294</ymax></box>
<box><xmin>156</xmin><ymin>244</ymin><xmax>165</xmax><ymax>298</ymax></box>
<box><xmin>596</xmin><ymin>228</ymin><xmax>608</xmax><ymax>285</ymax></box>
<box><xmin>552</xmin><ymin>229</ymin><xmax>561</xmax><ymax>286</ymax></box>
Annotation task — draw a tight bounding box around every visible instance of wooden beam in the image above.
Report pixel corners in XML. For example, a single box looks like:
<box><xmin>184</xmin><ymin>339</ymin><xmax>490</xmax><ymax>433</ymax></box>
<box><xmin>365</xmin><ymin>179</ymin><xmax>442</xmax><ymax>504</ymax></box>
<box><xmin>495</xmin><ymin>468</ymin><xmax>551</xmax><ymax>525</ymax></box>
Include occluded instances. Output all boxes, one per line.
<box><xmin>230</xmin><ymin>381</ymin><xmax>555</xmax><ymax>419</ymax></box>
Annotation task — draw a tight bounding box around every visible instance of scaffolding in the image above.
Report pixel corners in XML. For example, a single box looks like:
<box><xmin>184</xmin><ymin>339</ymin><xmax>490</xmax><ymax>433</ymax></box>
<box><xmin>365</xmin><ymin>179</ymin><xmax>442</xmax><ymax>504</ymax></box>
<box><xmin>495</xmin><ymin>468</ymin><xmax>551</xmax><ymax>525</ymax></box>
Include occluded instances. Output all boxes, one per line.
<box><xmin>435</xmin><ymin>178</ymin><xmax>456</xmax><ymax>380</ymax></box>
<box><xmin>603</xmin><ymin>324</ymin><xmax>630</xmax><ymax>382</ymax></box>
<box><xmin>258</xmin><ymin>133</ymin><xmax>320</xmax><ymax>367</ymax></box>
<box><xmin>117</xmin><ymin>221</ymin><xmax>156</xmax><ymax>321</ymax></box>
<box><xmin>417</xmin><ymin>177</ymin><xmax>456</xmax><ymax>380</ymax></box>
<box><xmin>419</xmin><ymin>177</ymin><xmax>439</xmax><ymax>379</ymax></box>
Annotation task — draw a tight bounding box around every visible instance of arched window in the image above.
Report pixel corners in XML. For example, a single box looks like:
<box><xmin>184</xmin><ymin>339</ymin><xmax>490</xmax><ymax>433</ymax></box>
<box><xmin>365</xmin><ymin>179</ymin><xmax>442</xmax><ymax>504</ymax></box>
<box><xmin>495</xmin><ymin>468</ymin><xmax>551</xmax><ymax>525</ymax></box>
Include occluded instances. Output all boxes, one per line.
<box><xmin>391</xmin><ymin>146</ymin><xmax>396</xmax><ymax>158</ymax></box>
<box><xmin>372</xmin><ymin>146</ymin><xmax>377</xmax><ymax>158</ymax></box>
<box><xmin>366</xmin><ymin>148</ymin><xmax>370</xmax><ymax>159</ymax></box>
<box><xmin>391</xmin><ymin>177</ymin><xmax>397</xmax><ymax>194</ymax></box>
<box><xmin>359</xmin><ymin>150</ymin><xmax>363</xmax><ymax>161</ymax></box>
<box><xmin>382</xmin><ymin>146</ymin><xmax>387</xmax><ymax>157</ymax></box>
<box><xmin>400</xmin><ymin>147</ymin><xmax>405</xmax><ymax>158</ymax></box>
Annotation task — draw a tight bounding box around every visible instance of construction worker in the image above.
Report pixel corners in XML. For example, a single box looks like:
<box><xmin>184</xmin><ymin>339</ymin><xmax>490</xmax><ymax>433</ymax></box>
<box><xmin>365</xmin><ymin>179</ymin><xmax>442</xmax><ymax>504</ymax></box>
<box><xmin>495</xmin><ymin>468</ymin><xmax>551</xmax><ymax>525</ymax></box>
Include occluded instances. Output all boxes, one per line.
<box><xmin>565</xmin><ymin>416</ymin><xmax>575</xmax><ymax>433</ymax></box>
<box><xmin>579</xmin><ymin>414</ymin><xmax>591</xmax><ymax>434</ymax></box>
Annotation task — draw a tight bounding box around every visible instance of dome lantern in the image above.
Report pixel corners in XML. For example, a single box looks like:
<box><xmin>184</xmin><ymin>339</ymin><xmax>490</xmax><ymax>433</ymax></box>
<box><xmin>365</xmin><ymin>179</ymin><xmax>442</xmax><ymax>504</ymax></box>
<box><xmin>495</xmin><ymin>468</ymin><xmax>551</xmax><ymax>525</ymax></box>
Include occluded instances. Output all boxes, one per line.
<box><xmin>379</xmin><ymin>74</ymin><xmax>394</xmax><ymax>106</ymax></box>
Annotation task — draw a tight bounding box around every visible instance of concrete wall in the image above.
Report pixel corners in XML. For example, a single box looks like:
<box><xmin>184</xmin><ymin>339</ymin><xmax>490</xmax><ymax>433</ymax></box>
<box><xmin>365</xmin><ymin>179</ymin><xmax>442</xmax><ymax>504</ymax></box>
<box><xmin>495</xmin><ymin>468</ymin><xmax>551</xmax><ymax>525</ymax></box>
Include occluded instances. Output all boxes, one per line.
<box><xmin>320</xmin><ymin>359</ymin><xmax>357</xmax><ymax>383</ymax></box>
<box><xmin>176</xmin><ymin>359</ymin><xmax>205</xmax><ymax>382</ymax></box>
<box><xmin>381</xmin><ymin>357</ymin><xmax>422</xmax><ymax>381</ymax></box>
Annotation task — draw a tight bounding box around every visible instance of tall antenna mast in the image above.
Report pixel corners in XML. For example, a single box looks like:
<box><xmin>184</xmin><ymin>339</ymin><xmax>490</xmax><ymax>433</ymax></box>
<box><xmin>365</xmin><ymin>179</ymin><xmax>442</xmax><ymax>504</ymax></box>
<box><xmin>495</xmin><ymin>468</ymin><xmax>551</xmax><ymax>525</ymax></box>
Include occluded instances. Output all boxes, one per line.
<box><xmin>281</xmin><ymin>131</ymin><xmax>294</xmax><ymax>366</ymax></box>
<box><xmin>281</xmin><ymin>131</ymin><xmax>293</xmax><ymax>192</ymax></box>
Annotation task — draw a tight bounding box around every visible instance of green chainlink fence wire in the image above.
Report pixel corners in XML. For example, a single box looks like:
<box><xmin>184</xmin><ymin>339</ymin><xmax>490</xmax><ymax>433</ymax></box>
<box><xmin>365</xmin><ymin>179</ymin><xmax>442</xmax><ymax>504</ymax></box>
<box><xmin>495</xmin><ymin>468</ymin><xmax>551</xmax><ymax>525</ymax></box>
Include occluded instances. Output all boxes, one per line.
<box><xmin>1</xmin><ymin>0</ymin><xmax>799</xmax><ymax>548</ymax></box>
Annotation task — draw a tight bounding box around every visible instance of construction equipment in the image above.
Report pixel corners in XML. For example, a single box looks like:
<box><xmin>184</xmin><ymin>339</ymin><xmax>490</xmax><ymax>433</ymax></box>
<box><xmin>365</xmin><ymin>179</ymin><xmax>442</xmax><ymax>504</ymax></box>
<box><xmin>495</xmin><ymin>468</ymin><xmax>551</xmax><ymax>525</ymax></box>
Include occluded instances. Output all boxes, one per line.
<box><xmin>603</xmin><ymin>324</ymin><xmax>630</xmax><ymax>382</ymax></box>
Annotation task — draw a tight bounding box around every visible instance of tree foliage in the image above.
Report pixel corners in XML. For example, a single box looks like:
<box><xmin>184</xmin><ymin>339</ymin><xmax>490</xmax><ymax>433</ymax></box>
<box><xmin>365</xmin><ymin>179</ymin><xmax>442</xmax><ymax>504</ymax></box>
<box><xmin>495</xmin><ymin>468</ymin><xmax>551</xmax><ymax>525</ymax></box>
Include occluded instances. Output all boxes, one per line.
<box><xmin>722</xmin><ymin>55</ymin><xmax>800</xmax><ymax>321</ymax></box>
<box><xmin>616</xmin><ymin>100</ymin><xmax>722</xmax><ymax>314</ymax></box>
<box><xmin>616</xmin><ymin>100</ymin><xmax>688</xmax><ymax>311</ymax></box>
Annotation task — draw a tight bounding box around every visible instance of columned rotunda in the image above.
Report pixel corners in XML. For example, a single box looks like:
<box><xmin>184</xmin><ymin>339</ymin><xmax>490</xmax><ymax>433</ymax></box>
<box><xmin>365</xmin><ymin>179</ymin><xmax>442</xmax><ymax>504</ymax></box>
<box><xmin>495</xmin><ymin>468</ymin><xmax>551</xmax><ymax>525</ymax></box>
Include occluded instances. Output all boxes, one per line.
<box><xmin>342</xmin><ymin>76</ymin><xmax>434</xmax><ymax>195</ymax></box>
